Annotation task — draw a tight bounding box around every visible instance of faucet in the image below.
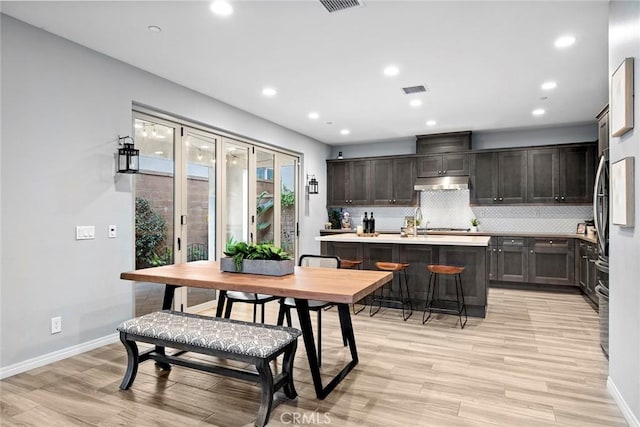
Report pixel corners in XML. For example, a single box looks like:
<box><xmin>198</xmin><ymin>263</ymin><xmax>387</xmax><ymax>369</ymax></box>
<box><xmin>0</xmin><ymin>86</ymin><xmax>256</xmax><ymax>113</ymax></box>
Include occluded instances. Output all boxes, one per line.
<box><xmin>413</xmin><ymin>207</ymin><xmax>423</xmax><ymax>237</ymax></box>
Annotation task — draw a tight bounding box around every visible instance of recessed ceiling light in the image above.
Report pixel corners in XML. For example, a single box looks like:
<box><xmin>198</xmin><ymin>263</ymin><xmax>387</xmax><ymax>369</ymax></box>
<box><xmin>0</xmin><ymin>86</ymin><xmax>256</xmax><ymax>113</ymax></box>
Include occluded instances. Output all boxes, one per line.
<box><xmin>340</xmin><ymin>129</ymin><xmax>350</xmax><ymax>135</ymax></box>
<box><xmin>308</xmin><ymin>112</ymin><xmax>319</xmax><ymax>120</ymax></box>
<box><xmin>532</xmin><ymin>108</ymin><xmax>546</xmax><ymax>116</ymax></box>
<box><xmin>154</xmin><ymin>151</ymin><xmax>164</xmax><ymax>155</ymax></box>
<box><xmin>210</xmin><ymin>1</ymin><xmax>233</xmax><ymax>16</ymax></box>
<box><xmin>554</xmin><ymin>35</ymin><xmax>576</xmax><ymax>48</ymax></box>
<box><xmin>426</xmin><ymin>120</ymin><xmax>437</xmax><ymax>126</ymax></box>
<box><xmin>262</xmin><ymin>87</ymin><xmax>277</xmax><ymax>97</ymax></box>
<box><xmin>201</xmin><ymin>145</ymin><xmax>208</xmax><ymax>149</ymax></box>
<box><xmin>541</xmin><ymin>81</ymin><xmax>557</xmax><ymax>90</ymax></box>
<box><xmin>409</xmin><ymin>99</ymin><xmax>423</xmax><ymax>107</ymax></box>
<box><xmin>383</xmin><ymin>65</ymin><xmax>399</xmax><ymax>77</ymax></box>
<box><xmin>147</xmin><ymin>25</ymin><xmax>162</xmax><ymax>33</ymax></box>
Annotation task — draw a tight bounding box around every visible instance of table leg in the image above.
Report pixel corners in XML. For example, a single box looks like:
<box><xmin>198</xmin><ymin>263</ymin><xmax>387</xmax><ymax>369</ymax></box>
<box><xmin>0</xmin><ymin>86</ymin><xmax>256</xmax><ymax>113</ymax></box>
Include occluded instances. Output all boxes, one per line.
<box><xmin>294</xmin><ymin>299</ymin><xmax>358</xmax><ymax>400</ymax></box>
<box><xmin>216</xmin><ymin>290</ymin><xmax>227</xmax><ymax>317</ymax></box>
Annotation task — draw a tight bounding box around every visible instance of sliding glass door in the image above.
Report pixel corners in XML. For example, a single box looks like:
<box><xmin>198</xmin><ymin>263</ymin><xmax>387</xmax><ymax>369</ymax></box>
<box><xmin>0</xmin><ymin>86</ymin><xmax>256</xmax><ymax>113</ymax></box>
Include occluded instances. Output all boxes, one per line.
<box><xmin>133</xmin><ymin>111</ymin><xmax>299</xmax><ymax>315</ymax></box>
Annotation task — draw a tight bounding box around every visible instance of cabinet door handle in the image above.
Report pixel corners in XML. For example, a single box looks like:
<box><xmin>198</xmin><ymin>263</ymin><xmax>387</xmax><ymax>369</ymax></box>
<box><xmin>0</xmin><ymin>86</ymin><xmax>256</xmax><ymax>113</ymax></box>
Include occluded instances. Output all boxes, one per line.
<box><xmin>493</xmin><ymin>197</ymin><xmax>497</xmax><ymax>201</ymax></box>
<box><xmin>549</xmin><ymin>240</ymin><xmax>553</xmax><ymax>244</ymax></box>
<box><xmin>438</xmin><ymin>170</ymin><xmax>442</xmax><ymax>175</ymax></box>
<box><xmin>530</xmin><ymin>250</ymin><xmax>534</xmax><ymax>253</ymax></box>
<box><xmin>499</xmin><ymin>197</ymin><xmax>503</xmax><ymax>201</ymax></box>
<box><xmin>393</xmin><ymin>199</ymin><xmax>396</xmax><ymax>203</ymax></box>
<box><xmin>555</xmin><ymin>196</ymin><xmax>559</xmax><ymax>201</ymax></box>
<box><xmin>498</xmin><ymin>249</ymin><xmax>502</xmax><ymax>253</ymax></box>
<box><xmin>561</xmin><ymin>196</ymin><xmax>565</xmax><ymax>201</ymax></box>
<box><xmin>582</xmin><ymin>256</ymin><xmax>588</xmax><ymax>259</ymax></box>
<box><xmin>443</xmin><ymin>170</ymin><xmax>447</xmax><ymax>174</ymax></box>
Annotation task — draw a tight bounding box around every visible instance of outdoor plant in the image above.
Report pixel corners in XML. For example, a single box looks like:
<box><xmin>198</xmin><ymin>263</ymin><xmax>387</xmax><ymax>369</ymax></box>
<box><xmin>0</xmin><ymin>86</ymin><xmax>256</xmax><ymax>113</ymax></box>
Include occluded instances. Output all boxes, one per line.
<box><xmin>135</xmin><ymin>197</ymin><xmax>168</xmax><ymax>268</ymax></box>
<box><xmin>224</xmin><ymin>239</ymin><xmax>292</xmax><ymax>271</ymax></box>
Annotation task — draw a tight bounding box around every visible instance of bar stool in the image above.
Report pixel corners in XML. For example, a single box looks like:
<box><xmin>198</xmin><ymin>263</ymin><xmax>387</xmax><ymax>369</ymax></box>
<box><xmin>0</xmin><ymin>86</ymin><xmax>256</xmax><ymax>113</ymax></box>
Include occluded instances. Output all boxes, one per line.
<box><xmin>423</xmin><ymin>265</ymin><xmax>467</xmax><ymax>329</ymax></box>
<box><xmin>340</xmin><ymin>259</ymin><xmax>365</xmax><ymax>314</ymax></box>
<box><xmin>370</xmin><ymin>262</ymin><xmax>412</xmax><ymax>321</ymax></box>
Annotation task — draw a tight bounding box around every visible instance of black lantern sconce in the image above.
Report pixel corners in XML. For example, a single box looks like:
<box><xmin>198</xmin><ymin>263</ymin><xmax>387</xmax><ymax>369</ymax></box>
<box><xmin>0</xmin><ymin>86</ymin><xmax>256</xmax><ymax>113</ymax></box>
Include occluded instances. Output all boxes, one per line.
<box><xmin>307</xmin><ymin>174</ymin><xmax>319</xmax><ymax>195</ymax></box>
<box><xmin>117</xmin><ymin>135</ymin><xmax>139</xmax><ymax>174</ymax></box>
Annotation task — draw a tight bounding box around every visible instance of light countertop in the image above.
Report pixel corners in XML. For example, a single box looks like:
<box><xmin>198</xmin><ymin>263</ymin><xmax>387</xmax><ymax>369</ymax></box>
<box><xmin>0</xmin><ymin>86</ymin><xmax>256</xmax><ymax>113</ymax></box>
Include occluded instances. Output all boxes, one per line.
<box><xmin>316</xmin><ymin>233</ymin><xmax>491</xmax><ymax>247</ymax></box>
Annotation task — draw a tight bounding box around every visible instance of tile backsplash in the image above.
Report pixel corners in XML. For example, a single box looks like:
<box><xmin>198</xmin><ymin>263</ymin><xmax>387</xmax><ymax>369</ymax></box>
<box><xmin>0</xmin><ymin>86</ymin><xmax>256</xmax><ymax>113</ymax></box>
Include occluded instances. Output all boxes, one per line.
<box><xmin>334</xmin><ymin>190</ymin><xmax>593</xmax><ymax>233</ymax></box>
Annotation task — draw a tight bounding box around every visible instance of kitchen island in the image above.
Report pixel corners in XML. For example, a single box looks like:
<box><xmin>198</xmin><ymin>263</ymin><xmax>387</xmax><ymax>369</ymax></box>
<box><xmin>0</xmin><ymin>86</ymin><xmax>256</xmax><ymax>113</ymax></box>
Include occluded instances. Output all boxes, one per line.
<box><xmin>317</xmin><ymin>233</ymin><xmax>491</xmax><ymax>317</ymax></box>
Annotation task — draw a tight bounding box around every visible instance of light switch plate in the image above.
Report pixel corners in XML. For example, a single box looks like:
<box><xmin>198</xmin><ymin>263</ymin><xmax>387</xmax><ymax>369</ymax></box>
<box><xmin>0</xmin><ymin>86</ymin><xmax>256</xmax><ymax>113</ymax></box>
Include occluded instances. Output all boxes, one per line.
<box><xmin>108</xmin><ymin>225</ymin><xmax>117</xmax><ymax>238</ymax></box>
<box><xmin>75</xmin><ymin>225</ymin><xmax>95</xmax><ymax>240</ymax></box>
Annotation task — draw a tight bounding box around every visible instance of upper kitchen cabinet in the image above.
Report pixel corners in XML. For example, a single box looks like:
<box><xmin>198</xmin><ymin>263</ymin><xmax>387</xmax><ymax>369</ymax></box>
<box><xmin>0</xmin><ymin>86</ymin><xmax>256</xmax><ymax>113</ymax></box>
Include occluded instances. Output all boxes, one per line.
<box><xmin>326</xmin><ymin>160</ymin><xmax>370</xmax><ymax>206</ymax></box>
<box><xmin>527</xmin><ymin>144</ymin><xmax>595</xmax><ymax>204</ymax></box>
<box><xmin>470</xmin><ymin>151</ymin><xmax>527</xmax><ymax>205</ymax></box>
<box><xmin>417</xmin><ymin>153</ymin><xmax>469</xmax><ymax>178</ymax></box>
<box><xmin>596</xmin><ymin>105</ymin><xmax>609</xmax><ymax>157</ymax></box>
<box><xmin>416</xmin><ymin>131</ymin><xmax>471</xmax><ymax>154</ymax></box>
<box><xmin>370</xmin><ymin>157</ymin><xmax>418</xmax><ymax>206</ymax></box>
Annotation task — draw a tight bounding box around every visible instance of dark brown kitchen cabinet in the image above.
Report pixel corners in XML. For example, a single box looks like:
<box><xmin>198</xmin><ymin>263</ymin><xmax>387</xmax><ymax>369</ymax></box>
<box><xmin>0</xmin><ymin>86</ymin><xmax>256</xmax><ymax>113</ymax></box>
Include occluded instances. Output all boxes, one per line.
<box><xmin>437</xmin><ymin>246</ymin><xmax>488</xmax><ymax>310</ymax></box>
<box><xmin>470</xmin><ymin>151</ymin><xmax>527</xmax><ymax>204</ymax></box>
<box><xmin>597</xmin><ymin>105</ymin><xmax>609</xmax><ymax>157</ymax></box>
<box><xmin>370</xmin><ymin>157</ymin><xmax>418</xmax><ymax>206</ymax></box>
<box><xmin>497</xmin><ymin>237</ymin><xmax>528</xmax><ymax>282</ymax></box>
<box><xmin>323</xmin><ymin>241</ymin><xmax>364</xmax><ymax>264</ymax></box>
<box><xmin>578</xmin><ymin>241</ymin><xmax>599</xmax><ymax>305</ymax></box>
<box><xmin>528</xmin><ymin>238</ymin><xmax>574</xmax><ymax>286</ymax></box>
<box><xmin>527</xmin><ymin>144</ymin><xmax>595</xmax><ymax>204</ymax></box>
<box><xmin>326</xmin><ymin>160</ymin><xmax>370</xmax><ymax>206</ymax></box>
<box><xmin>417</xmin><ymin>153</ymin><xmax>468</xmax><ymax>178</ymax></box>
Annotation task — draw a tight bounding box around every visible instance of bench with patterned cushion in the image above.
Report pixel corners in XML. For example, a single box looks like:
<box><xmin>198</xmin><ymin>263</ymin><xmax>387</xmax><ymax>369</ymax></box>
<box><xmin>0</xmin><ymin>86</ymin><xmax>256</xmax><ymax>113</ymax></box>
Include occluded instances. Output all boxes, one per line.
<box><xmin>117</xmin><ymin>310</ymin><xmax>301</xmax><ymax>427</ymax></box>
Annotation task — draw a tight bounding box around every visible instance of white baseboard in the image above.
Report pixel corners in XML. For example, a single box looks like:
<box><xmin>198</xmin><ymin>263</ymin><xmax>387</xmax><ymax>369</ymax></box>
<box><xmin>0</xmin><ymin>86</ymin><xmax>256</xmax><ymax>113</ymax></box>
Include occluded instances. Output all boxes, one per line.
<box><xmin>608</xmin><ymin>376</ymin><xmax>640</xmax><ymax>427</ymax></box>
<box><xmin>0</xmin><ymin>333</ymin><xmax>119</xmax><ymax>380</ymax></box>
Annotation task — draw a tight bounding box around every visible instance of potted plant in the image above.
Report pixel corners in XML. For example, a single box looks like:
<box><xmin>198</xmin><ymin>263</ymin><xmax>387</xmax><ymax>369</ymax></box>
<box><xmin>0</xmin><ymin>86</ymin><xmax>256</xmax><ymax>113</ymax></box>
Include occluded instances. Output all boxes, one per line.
<box><xmin>470</xmin><ymin>218</ymin><xmax>479</xmax><ymax>232</ymax></box>
<box><xmin>221</xmin><ymin>239</ymin><xmax>294</xmax><ymax>276</ymax></box>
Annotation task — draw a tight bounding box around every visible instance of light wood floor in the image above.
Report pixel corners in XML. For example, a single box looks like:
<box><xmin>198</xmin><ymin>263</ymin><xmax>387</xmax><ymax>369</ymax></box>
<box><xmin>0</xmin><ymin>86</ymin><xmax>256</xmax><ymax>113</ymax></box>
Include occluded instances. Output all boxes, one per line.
<box><xmin>0</xmin><ymin>288</ymin><xmax>627</xmax><ymax>426</ymax></box>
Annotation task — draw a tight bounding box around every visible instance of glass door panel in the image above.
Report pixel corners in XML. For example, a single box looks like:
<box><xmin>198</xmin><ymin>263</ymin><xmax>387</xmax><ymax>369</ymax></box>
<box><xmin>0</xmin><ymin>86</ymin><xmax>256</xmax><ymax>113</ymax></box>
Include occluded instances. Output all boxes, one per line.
<box><xmin>183</xmin><ymin>129</ymin><xmax>217</xmax><ymax>308</ymax></box>
<box><xmin>133</xmin><ymin>116</ymin><xmax>176</xmax><ymax>316</ymax></box>
<box><xmin>279</xmin><ymin>155</ymin><xmax>298</xmax><ymax>257</ymax></box>
<box><xmin>224</xmin><ymin>140</ymin><xmax>250</xmax><ymax>245</ymax></box>
<box><xmin>255</xmin><ymin>150</ymin><xmax>275</xmax><ymax>244</ymax></box>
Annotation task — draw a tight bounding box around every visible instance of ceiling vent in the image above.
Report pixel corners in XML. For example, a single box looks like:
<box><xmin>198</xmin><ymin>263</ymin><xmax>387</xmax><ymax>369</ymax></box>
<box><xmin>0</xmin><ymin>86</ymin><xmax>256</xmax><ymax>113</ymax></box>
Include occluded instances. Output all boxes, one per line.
<box><xmin>402</xmin><ymin>85</ymin><xmax>428</xmax><ymax>94</ymax></box>
<box><xmin>319</xmin><ymin>0</ymin><xmax>363</xmax><ymax>13</ymax></box>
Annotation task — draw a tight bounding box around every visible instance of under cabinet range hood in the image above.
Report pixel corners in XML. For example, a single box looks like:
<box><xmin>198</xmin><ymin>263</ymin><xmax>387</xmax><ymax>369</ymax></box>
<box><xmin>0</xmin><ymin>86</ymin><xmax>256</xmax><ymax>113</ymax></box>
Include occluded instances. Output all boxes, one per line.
<box><xmin>414</xmin><ymin>176</ymin><xmax>469</xmax><ymax>191</ymax></box>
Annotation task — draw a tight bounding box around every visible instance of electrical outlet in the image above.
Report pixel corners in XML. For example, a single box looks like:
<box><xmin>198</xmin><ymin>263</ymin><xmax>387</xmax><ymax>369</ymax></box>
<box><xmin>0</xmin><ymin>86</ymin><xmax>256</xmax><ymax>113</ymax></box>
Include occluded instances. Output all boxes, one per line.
<box><xmin>51</xmin><ymin>316</ymin><xmax>62</xmax><ymax>334</ymax></box>
<box><xmin>108</xmin><ymin>224</ymin><xmax>117</xmax><ymax>238</ymax></box>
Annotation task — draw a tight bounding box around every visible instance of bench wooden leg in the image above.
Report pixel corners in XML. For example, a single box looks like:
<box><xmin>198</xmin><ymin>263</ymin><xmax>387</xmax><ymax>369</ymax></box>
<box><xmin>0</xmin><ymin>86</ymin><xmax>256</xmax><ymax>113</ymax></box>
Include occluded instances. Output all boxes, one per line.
<box><xmin>119</xmin><ymin>332</ymin><xmax>139</xmax><ymax>390</ymax></box>
<box><xmin>282</xmin><ymin>341</ymin><xmax>298</xmax><ymax>399</ymax></box>
<box><xmin>255</xmin><ymin>359</ymin><xmax>275</xmax><ymax>427</ymax></box>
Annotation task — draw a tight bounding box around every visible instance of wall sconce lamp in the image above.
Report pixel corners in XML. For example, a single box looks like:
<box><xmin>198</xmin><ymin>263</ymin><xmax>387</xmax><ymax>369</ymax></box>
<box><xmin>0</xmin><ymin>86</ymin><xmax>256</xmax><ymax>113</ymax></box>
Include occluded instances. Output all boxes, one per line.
<box><xmin>307</xmin><ymin>174</ymin><xmax>319</xmax><ymax>195</ymax></box>
<box><xmin>117</xmin><ymin>135</ymin><xmax>139</xmax><ymax>174</ymax></box>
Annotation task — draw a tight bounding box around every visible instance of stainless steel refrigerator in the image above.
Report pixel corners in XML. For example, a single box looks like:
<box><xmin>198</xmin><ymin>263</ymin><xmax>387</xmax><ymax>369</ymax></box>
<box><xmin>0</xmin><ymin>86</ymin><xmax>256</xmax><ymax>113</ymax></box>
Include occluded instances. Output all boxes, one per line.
<box><xmin>593</xmin><ymin>148</ymin><xmax>609</xmax><ymax>357</ymax></box>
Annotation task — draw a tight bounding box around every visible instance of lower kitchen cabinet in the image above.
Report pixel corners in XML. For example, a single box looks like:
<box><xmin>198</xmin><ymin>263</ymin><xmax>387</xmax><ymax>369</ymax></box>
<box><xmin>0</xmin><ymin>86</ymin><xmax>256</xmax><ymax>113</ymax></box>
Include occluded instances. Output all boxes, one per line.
<box><xmin>577</xmin><ymin>240</ymin><xmax>599</xmax><ymax>306</ymax></box>
<box><xmin>497</xmin><ymin>237</ymin><xmax>528</xmax><ymax>282</ymax></box>
<box><xmin>528</xmin><ymin>238</ymin><xmax>574</xmax><ymax>285</ymax></box>
<box><xmin>490</xmin><ymin>236</ymin><xmax>575</xmax><ymax>287</ymax></box>
<box><xmin>327</xmin><ymin>241</ymin><xmax>364</xmax><ymax>263</ymax></box>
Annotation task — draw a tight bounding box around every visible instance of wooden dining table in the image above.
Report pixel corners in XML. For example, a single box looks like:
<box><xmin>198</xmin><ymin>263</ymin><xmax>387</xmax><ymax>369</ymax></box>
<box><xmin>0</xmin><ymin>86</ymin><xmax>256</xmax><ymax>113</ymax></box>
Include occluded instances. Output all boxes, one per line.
<box><xmin>120</xmin><ymin>260</ymin><xmax>392</xmax><ymax>399</ymax></box>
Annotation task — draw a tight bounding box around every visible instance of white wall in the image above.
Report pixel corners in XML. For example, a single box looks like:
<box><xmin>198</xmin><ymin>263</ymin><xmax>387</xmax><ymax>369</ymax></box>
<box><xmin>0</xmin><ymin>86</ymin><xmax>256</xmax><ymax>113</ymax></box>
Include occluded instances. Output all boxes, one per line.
<box><xmin>608</xmin><ymin>1</ymin><xmax>640</xmax><ymax>424</ymax></box>
<box><xmin>0</xmin><ymin>15</ymin><xmax>329</xmax><ymax>371</ymax></box>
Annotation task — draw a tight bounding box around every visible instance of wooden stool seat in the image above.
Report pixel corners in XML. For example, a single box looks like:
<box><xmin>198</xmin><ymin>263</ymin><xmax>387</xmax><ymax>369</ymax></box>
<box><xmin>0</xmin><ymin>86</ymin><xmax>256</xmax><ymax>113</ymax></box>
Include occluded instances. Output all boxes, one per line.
<box><xmin>375</xmin><ymin>262</ymin><xmax>410</xmax><ymax>272</ymax></box>
<box><xmin>340</xmin><ymin>259</ymin><xmax>363</xmax><ymax>269</ymax></box>
<box><xmin>427</xmin><ymin>265</ymin><xmax>465</xmax><ymax>275</ymax></box>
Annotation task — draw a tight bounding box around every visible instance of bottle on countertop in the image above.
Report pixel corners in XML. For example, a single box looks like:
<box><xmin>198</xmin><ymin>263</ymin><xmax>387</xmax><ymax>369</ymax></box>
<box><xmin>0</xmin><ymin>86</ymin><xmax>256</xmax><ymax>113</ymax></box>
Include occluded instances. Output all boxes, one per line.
<box><xmin>370</xmin><ymin>212</ymin><xmax>375</xmax><ymax>234</ymax></box>
<box><xmin>363</xmin><ymin>212</ymin><xmax>369</xmax><ymax>234</ymax></box>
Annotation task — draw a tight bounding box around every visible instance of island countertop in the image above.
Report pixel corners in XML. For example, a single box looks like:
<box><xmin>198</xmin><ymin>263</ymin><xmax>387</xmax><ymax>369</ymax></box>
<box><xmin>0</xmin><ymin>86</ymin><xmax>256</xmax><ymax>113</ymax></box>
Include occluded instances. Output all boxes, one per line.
<box><xmin>316</xmin><ymin>233</ymin><xmax>491</xmax><ymax>247</ymax></box>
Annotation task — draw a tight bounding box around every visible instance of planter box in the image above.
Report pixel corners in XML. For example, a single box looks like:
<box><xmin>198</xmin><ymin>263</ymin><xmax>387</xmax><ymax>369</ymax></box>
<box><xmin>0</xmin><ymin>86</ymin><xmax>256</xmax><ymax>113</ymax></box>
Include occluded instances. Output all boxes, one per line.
<box><xmin>220</xmin><ymin>257</ymin><xmax>295</xmax><ymax>276</ymax></box>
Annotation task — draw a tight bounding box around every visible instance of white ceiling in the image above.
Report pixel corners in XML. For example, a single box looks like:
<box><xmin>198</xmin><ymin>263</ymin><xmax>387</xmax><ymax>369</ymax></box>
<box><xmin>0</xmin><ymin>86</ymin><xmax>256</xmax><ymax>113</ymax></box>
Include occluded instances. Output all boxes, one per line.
<box><xmin>1</xmin><ymin>1</ymin><xmax>609</xmax><ymax>146</ymax></box>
